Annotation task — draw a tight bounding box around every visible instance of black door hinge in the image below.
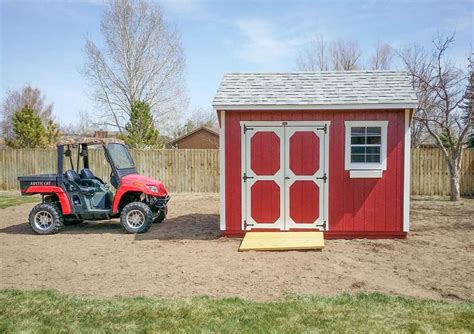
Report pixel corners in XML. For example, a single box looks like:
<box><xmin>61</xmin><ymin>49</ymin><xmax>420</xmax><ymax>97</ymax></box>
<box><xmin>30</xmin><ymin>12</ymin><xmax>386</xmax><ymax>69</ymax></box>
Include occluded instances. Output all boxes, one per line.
<box><xmin>242</xmin><ymin>173</ymin><xmax>254</xmax><ymax>182</ymax></box>
<box><xmin>316</xmin><ymin>173</ymin><xmax>327</xmax><ymax>183</ymax></box>
<box><xmin>243</xmin><ymin>125</ymin><xmax>254</xmax><ymax>134</ymax></box>
<box><xmin>244</xmin><ymin>220</ymin><xmax>254</xmax><ymax>229</ymax></box>
<box><xmin>316</xmin><ymin>221</ymin><xmax>327</xmax><ymax>231</ymax></box>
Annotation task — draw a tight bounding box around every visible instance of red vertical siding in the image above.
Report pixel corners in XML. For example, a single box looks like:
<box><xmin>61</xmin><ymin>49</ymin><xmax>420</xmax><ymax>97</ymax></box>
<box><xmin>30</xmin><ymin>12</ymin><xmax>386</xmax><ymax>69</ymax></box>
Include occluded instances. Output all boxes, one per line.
<box><xmin>223</xmin><ymin>109</ymin><xmax>406</xmax><ymax>237</ymax></box>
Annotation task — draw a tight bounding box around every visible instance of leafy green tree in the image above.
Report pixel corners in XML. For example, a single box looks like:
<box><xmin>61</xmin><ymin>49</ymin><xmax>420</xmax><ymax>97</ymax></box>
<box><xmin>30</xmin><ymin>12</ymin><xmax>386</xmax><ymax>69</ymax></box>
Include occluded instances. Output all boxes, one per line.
<box><xmin>6</xmin><ymin>106</ymin><xmax>47</xmax><ymax>148</ymax></box>
<box><xmin>120</xmin><ymin>100</ymin><xmax>160</xmax><ymax>148</ymax></box>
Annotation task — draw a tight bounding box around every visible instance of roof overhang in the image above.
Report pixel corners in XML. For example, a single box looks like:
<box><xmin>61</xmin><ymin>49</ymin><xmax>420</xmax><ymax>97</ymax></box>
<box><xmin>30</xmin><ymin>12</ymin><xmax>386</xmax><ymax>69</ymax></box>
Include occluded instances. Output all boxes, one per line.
<box><xmin>213</xmin><ymin>103</ymin><xmax>418</xmax><ymax>111</ymax></box>
<box><xmin>57</xmin><ymin>137</ymin><xmax>125</xmax><ymax>146</ymax></box>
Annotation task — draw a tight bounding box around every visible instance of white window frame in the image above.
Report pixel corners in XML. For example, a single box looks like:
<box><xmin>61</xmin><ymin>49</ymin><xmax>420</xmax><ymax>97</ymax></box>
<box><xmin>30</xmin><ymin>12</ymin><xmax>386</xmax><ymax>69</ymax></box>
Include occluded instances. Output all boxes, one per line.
<box><xmin>344</xmin><ymin>121</ymin><xmax>388</xmax><ymax>172</ymax></box>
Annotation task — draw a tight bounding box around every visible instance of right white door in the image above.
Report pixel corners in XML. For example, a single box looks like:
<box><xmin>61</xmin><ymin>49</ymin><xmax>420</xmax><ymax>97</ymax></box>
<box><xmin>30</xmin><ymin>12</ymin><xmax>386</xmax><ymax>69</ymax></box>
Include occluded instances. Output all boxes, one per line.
<box><xmin>284</xmin><ymin>126</ymin><xmax>328</xmax><ymax>230</ymax></box>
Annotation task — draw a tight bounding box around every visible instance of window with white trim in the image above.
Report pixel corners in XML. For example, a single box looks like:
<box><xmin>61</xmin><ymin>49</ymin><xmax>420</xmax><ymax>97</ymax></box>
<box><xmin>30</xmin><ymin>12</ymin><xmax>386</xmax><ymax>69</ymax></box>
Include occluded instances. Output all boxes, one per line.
<box><xmin>345</xmin><ymin>121</ymin><xmax>388</xmax><ymax>172</ymax></box>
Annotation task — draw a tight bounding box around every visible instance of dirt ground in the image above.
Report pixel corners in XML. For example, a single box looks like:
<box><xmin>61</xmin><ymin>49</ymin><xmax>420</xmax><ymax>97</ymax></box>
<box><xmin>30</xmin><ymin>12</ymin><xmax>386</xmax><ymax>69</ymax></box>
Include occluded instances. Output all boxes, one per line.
<box><xmin>0</xmin><ymin>193</ymin><xmax>473</xmax><ymax>301</ymax></box>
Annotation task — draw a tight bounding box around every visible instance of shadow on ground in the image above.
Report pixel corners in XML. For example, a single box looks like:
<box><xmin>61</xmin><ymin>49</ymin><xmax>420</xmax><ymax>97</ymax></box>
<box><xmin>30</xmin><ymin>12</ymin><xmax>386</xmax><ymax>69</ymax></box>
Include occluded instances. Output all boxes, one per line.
<box><xmin>0</xmin><ymin>214</ymin><xmax>221</xmax><ymax>240</ymax></box>
<box><xmin>136</xmin><ymin>213</ymin><xmax>220</xmax><ymax>241</ymax></box>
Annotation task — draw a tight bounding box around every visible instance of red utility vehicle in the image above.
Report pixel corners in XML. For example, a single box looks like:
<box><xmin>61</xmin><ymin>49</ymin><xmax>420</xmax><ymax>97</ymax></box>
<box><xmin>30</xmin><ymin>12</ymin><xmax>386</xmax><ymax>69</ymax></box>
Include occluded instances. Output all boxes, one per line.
<box><xmin>18</xmin><ymin>138</ymin><xmax>170</xmax><ymax>234</ymax></box>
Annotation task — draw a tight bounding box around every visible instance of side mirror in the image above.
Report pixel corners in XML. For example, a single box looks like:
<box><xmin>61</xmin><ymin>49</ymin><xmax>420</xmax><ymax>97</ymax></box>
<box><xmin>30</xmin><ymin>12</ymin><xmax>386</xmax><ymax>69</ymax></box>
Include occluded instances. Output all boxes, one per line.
<box><xmin>64</xmin><ymin>149</ymin><xmax>71</xmax><ymax>157</ymax></box>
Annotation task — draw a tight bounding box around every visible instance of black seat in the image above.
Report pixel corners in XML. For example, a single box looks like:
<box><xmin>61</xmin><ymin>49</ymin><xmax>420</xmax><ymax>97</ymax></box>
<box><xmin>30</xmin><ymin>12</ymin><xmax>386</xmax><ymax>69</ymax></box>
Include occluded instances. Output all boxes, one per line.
<box><xmin>64</xmin><ymin>170</ymin><xmax>97</xmax><ymax>196</ymax></box>
<box><xmin>80</xmin><ymin>168</ymin><xmax>95</xmax><ymax>180</ymax></box>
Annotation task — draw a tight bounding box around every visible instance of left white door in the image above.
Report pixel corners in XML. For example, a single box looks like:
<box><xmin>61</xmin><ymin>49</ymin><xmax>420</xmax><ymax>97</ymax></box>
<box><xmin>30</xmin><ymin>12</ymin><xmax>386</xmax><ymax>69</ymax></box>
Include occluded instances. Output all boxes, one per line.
<box><xmin>242</xmin><ymin>126</ymin><xmax>285</xmax><ymax>230</ymax></box>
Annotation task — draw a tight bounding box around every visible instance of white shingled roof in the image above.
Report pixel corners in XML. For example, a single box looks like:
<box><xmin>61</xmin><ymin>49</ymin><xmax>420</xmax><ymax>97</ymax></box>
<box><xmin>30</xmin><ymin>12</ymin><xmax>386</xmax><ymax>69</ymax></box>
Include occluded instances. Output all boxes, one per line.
<box><xmin>213</xmin><ymin>71</ymin><xmax>418</xmax><ymax>110</ymax></box>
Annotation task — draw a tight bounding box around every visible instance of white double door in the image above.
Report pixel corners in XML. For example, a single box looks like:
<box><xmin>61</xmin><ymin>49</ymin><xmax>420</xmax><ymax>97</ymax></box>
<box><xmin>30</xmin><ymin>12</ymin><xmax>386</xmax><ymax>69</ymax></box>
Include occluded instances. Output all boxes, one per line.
<box><xmin>242</xmin><ymin>122</ymin><xmax>329</xmax><ymax>231</ymax></box>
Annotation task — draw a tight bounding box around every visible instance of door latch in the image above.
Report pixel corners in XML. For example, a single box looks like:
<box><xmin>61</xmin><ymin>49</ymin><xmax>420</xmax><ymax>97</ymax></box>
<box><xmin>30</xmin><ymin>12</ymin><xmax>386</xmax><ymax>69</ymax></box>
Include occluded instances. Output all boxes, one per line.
<box><xmin>316</xmin><ymin>173</ymin><xmax>327</xmax><ymax>183</ymax></box>
<box><xmin>242</xmin><ymin>173</ymin><xmax>254</xmax><ymax>182</ymax></box>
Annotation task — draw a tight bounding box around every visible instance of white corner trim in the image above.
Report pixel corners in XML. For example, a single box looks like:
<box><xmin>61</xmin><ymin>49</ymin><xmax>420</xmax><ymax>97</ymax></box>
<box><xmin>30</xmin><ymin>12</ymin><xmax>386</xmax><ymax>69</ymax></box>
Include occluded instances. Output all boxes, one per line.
<box><xmin>219</xmin><ymin>111</ymin><xmax>226</xmax><ymax>231</ymax></box>
<box><xmin>344</xmin><ymin>120</ymin><xmax>388</xmax><ymax>171</ymax></box>
<box><xmin>213</xmin><ymin>103</ymin><xmax>418</xmax><ymax>111</ymax></box>
<box><xmin>349</xmin><ymin>170</ymin><xmax>383</xmax><ymax>178</ymax></box>
<box><xmin>403</xmin><ymin>109</ymin><xmax>411</xmax><ymax>232</ymax></box>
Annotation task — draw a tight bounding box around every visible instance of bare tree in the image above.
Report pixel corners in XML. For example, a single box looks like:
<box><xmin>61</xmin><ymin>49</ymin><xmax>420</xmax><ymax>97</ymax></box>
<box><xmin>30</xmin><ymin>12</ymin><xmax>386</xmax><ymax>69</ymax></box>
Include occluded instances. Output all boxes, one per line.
<box><xmin>370</xmin><ymin>43</ymin><xmax>393</xmax><ymax>70</ymax></box>
<box><xmin>397</xmin><ymin>34</ymin><xmax>470</xmax><ymax>201</ymax></box>
<box><xmin>83</xmin><ymin>0</ymin><xmax>186</xmax><ymax>134</ymax></box>
<box><xmin>396</xmin><ymin>44</ymin><xmax>431</xmax><ymax>147</ymax></box>
<box><xmin>1</xmin><ymin>85</ymin><xmax>53</xmax><ymax>141</ymax></box>
<box><xmin>296</xmin><ymin>35</ymin><xmax>329</xmax><ymax>71</ymax></box>
<box><xmin>329</xmin><ymin>39</ymin><xmax>361</xmax><ymax>70</ymax></box>
<box><xmin>297</xmin><ymin>36</ymin><xmax>361</xmax><ymax>71</ymax></box>
<box><xmin>61</xmin><ymin>110</ymin><xmax>100</xmax><ymax>136</ymax></box>
<box><xmin>171</xmin><ymin>107</ymin><xmax>217</xmax><ymax>139</ymax></box>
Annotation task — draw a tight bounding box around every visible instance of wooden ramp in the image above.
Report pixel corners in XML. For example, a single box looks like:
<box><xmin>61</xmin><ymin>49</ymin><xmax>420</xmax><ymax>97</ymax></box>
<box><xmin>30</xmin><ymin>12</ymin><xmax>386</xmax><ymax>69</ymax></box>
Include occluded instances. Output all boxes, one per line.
<box><xmin>239</xmin><ymin>232</ymin><xmax>325</xmax><ymax>252</ymax></box>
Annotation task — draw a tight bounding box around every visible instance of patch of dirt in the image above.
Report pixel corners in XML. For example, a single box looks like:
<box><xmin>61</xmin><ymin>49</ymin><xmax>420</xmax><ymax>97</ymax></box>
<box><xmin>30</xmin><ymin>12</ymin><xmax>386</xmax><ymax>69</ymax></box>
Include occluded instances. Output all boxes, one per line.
<box><xmin>0</xmin><ymin>194</ymin><xmax>473</xmax><ymax>301</ymax></box>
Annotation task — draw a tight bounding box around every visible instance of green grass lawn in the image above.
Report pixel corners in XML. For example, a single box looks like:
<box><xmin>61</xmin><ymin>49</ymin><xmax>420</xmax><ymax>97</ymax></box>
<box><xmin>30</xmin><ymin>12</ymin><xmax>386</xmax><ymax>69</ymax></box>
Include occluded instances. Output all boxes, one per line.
<box><xmin>0</xmin><ymin>194</ymin><xmax>39</xmax><ymax>209</ymax></box>
<box><xmin>0</xmin><ymin>290</ymin><xmax>472</xmax><ymax>333</ymax></box>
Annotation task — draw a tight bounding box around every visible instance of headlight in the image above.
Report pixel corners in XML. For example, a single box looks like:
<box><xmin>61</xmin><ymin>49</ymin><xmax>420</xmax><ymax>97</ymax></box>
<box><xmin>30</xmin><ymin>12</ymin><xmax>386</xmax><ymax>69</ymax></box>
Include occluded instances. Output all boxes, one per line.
<box><xmin>147</xmin><ymin>185</ymin><xmax>158</xmax><ymax>193</ymax></box>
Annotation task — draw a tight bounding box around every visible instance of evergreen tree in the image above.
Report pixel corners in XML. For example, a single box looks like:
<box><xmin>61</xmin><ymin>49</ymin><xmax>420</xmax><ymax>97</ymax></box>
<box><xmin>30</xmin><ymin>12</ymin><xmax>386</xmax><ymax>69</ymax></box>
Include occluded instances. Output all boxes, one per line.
<box><xmin>45</xmin><ymin>119</ymin><xmax>60</xmax><ymax>147</ymax></box>
<box><xmin>6</xmin><ymin>105</ymin><xmax>47</xmax><ymax>148</ymax></box>
<box><xmin>120</xmin><ymin>100</ymin><xmax>160</xmax><ymax>148</ymax></box>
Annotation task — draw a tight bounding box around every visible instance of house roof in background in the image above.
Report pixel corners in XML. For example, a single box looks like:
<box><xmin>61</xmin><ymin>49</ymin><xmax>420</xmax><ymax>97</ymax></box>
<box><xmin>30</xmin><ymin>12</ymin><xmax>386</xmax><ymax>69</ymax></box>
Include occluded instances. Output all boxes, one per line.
<box><xmin>169</xmin><ymin>126</ymin><xmax>219</xmax><ymax>145</ymax></box>
<box><xmin>213</xmin><ymin>71</ymin><xmax>418</xmax><ymax>110</ymax></box>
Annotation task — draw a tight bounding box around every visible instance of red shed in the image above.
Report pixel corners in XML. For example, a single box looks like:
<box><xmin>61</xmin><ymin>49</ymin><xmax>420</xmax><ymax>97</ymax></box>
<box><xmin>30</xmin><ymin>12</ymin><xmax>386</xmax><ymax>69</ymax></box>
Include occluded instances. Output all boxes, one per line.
<box><xmin>213</xmin><ymin>71</ymin><xmax>418</xmax><ymax>239</ymax></box>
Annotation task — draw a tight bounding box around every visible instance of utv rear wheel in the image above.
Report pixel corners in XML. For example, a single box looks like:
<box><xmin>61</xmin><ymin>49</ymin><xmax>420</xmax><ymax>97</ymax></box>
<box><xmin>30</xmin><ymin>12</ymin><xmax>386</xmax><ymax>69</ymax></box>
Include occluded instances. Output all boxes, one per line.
<box><xmin>29</xmin><ymin>203</ymin><xmax>63</xmax><ymax>235</ymax></box>
<box><xmin>120</xmin><ymin>202</ymin><xmax>153</xmax><ymax>233</ymax></box>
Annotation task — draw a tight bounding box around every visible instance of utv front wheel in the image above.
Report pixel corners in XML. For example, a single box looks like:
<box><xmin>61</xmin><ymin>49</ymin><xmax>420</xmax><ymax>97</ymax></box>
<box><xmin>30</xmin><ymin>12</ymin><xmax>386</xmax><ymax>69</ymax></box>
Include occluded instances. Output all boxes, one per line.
<box><xmin>120</xmin><ymin>202</ymin><xmax>153</xmax><ymax>233</ymax></box>
<box><xmin>29</xmin><ymin>203</ymin><xmax>63</xmax><ymax>235</ymax></box>
<box><xmin>153</xmin><ymin>205</ymin><xmax>167</xmax><ymax>224</ymax></box>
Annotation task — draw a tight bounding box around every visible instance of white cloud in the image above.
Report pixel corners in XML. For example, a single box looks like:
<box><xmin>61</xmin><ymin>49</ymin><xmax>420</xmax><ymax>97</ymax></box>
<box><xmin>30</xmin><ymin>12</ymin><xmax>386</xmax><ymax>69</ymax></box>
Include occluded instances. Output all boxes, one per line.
<box><xmin>234</xmin><ymin>18</ymin><xmax>311</xmax><ymax>66</ymax></box>
<box><xmin>159</xmin><ymin>0</ymin><xmax>208</xmax><ymax>19</ymax></box>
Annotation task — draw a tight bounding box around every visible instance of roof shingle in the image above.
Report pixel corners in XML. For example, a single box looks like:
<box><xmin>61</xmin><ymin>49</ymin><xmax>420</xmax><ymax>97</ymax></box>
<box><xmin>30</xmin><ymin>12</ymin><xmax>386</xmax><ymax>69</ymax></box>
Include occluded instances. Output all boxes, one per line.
<box><xmin>213</xmin><ymin>71</ymin><xmax>418</xmax><ymax>109</ymax></box>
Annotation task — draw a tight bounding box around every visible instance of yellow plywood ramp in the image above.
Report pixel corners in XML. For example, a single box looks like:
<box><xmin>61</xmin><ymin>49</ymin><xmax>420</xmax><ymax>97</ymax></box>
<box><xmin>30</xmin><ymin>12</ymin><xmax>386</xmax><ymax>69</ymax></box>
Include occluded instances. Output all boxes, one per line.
<box><xmin>239</xmin><ymin>232</ymin><xmax>325</xmax><ymax>252</ymax></box>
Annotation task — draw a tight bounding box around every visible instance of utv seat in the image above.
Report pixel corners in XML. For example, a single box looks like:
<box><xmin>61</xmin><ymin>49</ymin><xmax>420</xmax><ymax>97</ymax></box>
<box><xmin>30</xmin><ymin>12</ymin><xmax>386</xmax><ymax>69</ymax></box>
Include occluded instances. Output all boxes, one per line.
<box><xmin>80</xmin><ymin>168</ymin><xmax>105</xmax><ymax>185</ymax></box>
<box><xmin>80</xmin><ymin>168</ymin><xmax>95</xmax><ymax>180</ymax></box>
<box><xmin>64</xmin><ymin>170</ymin><xmax>97</xmax><ymax>197</ymax></box>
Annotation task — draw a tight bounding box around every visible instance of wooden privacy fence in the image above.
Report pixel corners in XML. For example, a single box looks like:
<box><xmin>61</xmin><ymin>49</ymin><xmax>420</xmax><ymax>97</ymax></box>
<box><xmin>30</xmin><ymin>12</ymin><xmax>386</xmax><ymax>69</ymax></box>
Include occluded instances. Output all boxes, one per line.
<box><xmin>411</xmin><ymin>148</ymin><xmax>473</xmax><ymax>196</ymax></box>
<box><xmin>0</xmin><ymin>149</ymin><xmax>220</xmax><ymax>193</ymax></box>
<box><xmin>0</xmin><ymin>148</ymin><xmax>473</xmax><ymax>195</ymax></box>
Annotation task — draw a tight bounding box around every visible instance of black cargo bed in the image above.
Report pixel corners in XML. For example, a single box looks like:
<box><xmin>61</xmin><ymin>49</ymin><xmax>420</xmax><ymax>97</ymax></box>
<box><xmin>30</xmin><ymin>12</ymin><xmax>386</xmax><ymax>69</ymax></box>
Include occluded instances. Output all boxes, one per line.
<box><xmin>18</xmin><ymin>174</ymin><xmax>59</xmax><ymax>191</ymax></box>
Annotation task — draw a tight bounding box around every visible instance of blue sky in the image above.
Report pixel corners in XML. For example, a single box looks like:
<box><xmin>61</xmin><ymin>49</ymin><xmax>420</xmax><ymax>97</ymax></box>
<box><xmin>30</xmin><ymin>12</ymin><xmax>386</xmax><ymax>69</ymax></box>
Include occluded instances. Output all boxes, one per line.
<box><xmin>1</xmin><ymin>0</ymin><xmax>472</xmax><ymax>126</ymax></box>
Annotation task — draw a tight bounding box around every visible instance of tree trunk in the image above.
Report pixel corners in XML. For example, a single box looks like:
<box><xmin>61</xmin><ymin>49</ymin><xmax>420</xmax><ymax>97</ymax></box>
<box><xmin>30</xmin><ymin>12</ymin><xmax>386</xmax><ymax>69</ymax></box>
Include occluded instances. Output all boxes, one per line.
<box><xmin>448</xmin><ymin>164</ymin><xmax>461</xmax><ymax>201</ymax></box>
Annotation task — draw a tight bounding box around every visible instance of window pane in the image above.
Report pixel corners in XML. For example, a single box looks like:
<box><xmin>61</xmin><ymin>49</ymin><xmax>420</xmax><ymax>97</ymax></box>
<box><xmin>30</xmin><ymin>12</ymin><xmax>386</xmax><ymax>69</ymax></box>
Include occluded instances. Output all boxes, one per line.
<box><xmin>367</xmin><ymin>127</ymin><xmax>381</xmax><ymax>136</ymax></box>
<box><xmin>351</xmin><ymin>136</ymin><xmax>366</xmax><ymax>145</ymax></box>
<box><xmin>351</xmin><ymin>154</ymin><xmax>365</xmax><ymax>163</ymax></box>
<box><xmin>351</xmin><ymin>146</ymin><xmax>365</xmax><ymax>154</ymax></box>
<box><xmin>366</xmin><ymin>146</ymin><xmax>380</xmax><ymax>154</ymax></box>
<box><xmin>366</xmin><ymin>154</ymin><xmax>381</xmax><ymax>163</ymax></box>
<box><xmin>367</xmin><ymin>136</ymin><xmax>381</xmax><ymax>144</ymax></box>
<box><xmin>351</xmin><ymin>127</ymin><xmax>366</xmax><ymax>136</ymax></box>
<box><xmin>107</xmin><ymin>144</ymin><xmax>135</xmax><ymax>169</ymax></box>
